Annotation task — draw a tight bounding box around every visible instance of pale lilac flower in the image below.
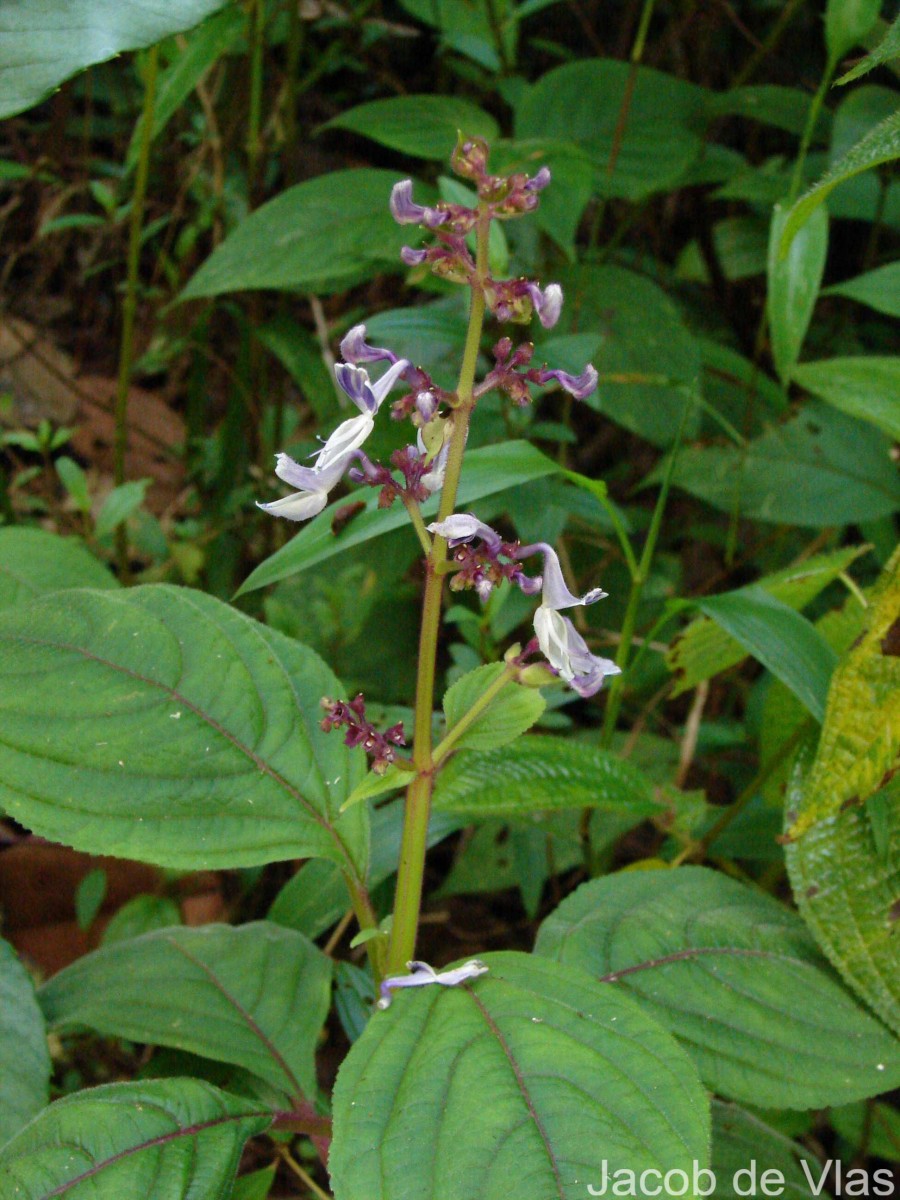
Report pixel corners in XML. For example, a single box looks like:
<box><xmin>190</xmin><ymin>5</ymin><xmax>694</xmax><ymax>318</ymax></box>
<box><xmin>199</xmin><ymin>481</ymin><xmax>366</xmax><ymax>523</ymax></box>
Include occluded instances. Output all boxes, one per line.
<box><xmin>390</xmin><ymin>180</ymin><xmax>450</xmax><ymax>229</ymax></box>
<box><xmin>377</xmin><ymin>959</ymin><xmax>489</xmax><ymax>1010</ymax></box>
<box><xmin>415</xmin><ymin>391</ymin><xmax>438</xmax><ymax>423</ymax></box>
<box><xmin>339</xmin><ymin>324</ymin><xmax>398</xmax><ymax>366</ymax></box>
<box><xmin>258</xmin><ymin>357</ymin><xmax>408</xmax><ymax>522</ymax></box>
<box><xmin>428</xmin><ymin>513</ymin><xmax>503</xmax><ymax>554</ymax></box>
<box><xmin>535</xmin><ymin>365</ymin><xmax>598</xmax><ymax>400</ymax></box>
<box><xmin>533</xmin><ymin>607</ymin><xmax>620</xmax><ymax>698</ymax></box>
<box><xmin>401</xmin><ymin>246</ymin><xmax>429</xmax><ymax>266</ymax></box>
<box><xmin>418</xmin><ymin>433</ymin><xmax>449</xmax><ymax>495</ymax></box>
<box><xmin>526</xmin><ymin>282</ymin><xmax>563</xmax><ymax>329</ymax></box>
<box><xmin>520</xmin><ymin>543</ymin><xmax>606</xmax><ymax>609</ymax></box>
<box><xmin>525</xmin><ymin>166</ymin><xmax>552</xmax><ymax>192</ymax></box>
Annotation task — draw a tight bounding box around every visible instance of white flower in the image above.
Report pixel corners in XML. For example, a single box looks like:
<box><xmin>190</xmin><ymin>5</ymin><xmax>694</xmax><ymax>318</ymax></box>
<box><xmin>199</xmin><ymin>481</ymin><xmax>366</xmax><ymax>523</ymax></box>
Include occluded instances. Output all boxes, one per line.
<box><xmin>257</xmin><ymin>357</ymin><xmax>408</xmax><ymax>522</ymax></box>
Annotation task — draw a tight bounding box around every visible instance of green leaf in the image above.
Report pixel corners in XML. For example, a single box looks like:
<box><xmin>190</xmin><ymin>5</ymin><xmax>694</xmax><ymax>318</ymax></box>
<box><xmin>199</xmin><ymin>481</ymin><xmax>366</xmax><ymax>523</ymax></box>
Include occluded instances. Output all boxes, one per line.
<box><xmin>432</xmin><ymin>736</ymin><xmax>662</xmax><ymax>819</ymax></box>
<box><xmin>0</xmin><ymin>1078</ymin><xmax>272</xmax><ymax>1198</ymax></box>
<box><xmin>0</xmin><ymin>0</ymin><xmax>234</xmax><ymax>120</ymax></box>
<box><xmin>667</xmin><ymin>546</ymin><xmax>866</xmax><ymax>697</ymax></box>
<box><xmin>342</xmin><ymin>762</ymin><xmax>409</xmax><ymax>811</ymax></box>
<box><xmin>0</xmin><ymin>528</ymin><xmax>118</xmax><ymax>612</ymax></box>
<box><xmin>94</xmin><ymin>479</ymin><xmax>151</xmax><ymax>540</ymax></box>
<box><xmin>767</xmin><ymin>202</ymin><xmax>828</xmax><ymax>386</ymax></box>
<box><xmin>554</xmin><ymin>264</ymin><xmax>701</xmax><ymax>447</ymax></box>
<box><xmin>39</xmin><ymin>922</ymin><xmax>330</xmax><ymax>1101</ymax></box>
<box><xmin>0</xmin><ymin>937</ymin><xmax>50</xmax><ymax>1146</ymax></box>
<box><xmin>179</xmin><ymin>170</ymin><xmax>413</xmax><ymax>300</ymax></box>
<box><xmin>516</xmin><ymin>59</ymin><xmax>707</xmax><ymax>200</ymax></box>
<box><xmin>322</xmin><ymin>96</ymin><xmax>499</xmax><ymax>160</ymax></box>
<box><xmin>825</xmin><ymin>0</ymin><xmax>881</xmax><ymax>65</ymax></box>
<box><xmin>786</xmin><ymin>548</ymin><xmax>900</xmax><ymax>840</ymax></box>
<box><xmin>711</xmin><ymin>1101</ymin><xmax>819</xmax><ymax>1200</ymax></box>
<box><xmin>823</xmin><ymin>262</ymin><xmax>900</xmax><ymax>317</ymax></box>
<box><xmin>232</xmin><ymin>1164</ymin><xmax>278</xmax><ymax>1200</ymax></box>
<box><xmin>441</xmin><ymin>663</ymin><xmax>545</xmax><ymax>754</ymax></box>
<box><xmin>666</xmin><ymin>402</ymin><xmax>900</xmax><ymax>526</ymax></box>
<box><xmin>239</xmin><ymin>440</ymin><xmax>559</xmax><ymax>594</ymax></box>
<box><xmin>836</xmin><ymin>11</ymin><xmax>900</xmax><ymax>83</ymax></box>
<box><xmin>792</xmin><ymin>357</ymin><xmax>900</xmax><ymax>441</ymax></box>
<box><xmin>780</xmin><ymin>108</ymin><xmax>900</xmax><ymax>251</ymax></box>
<box><xmin>697</xmin><ymin>586</ymin><xmax>837</xmax><ymax>722</ymax></box>
<box><xmin>330</xmin><ymin>951</ymin><xmax>710</xmax><ymax>1200</ymax></box>
<box><xmin>493</xmin><ymin>140</ymin><xmax>595</xmax><ymax>259</ymax></box>
<box><xmin>102</xmin><ymin>895</ymin><xmax>182</xmax><ymax>945</ymax></box>
<box><xmin>707</xmin><ymin>86</ymin><xmax>831</xmax><ymax>137</ymax></box>
<box><xmin>56</xmin><ymin>456</ymin><xmax>91</xmax><ymax>513</ymax></box>
<box><xmin>0</xmin><ymin>585</ymin><xmax>368</xmax><ymax>873</ymax></box>
<box><xmin>74</xmin><ymin>867</ymin><xmax>107</xmax><ymax>931</ymax></box>
<box><xmin>536</xmin><ymin>867</ymin><xmax>900</xmax><ymax>1108</ymax></box>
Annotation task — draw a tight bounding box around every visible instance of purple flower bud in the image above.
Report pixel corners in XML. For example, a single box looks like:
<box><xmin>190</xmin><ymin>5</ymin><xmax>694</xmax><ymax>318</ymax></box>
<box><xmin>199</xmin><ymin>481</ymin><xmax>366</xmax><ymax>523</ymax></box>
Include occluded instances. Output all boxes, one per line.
<box><xmin>340</xmin><ymin>324</ymin><xmax>398</xmax><ymax>366</ymax></box>
<box><xmin>537</xmin><ymin>365</ymin><xmax>598</xmax><ymax>400</ymax></box>
<box><xmin>401</xmin><ymin>245</ymin><xmax>429</xmax><ymax>266</ymax></box>
<box><xmin>415</xmin><ymin>391</ymin><xmax>438</xmax><ymax>422</ymax></box>
<box><xmin>526</xmin><ymin>282</ymin><xmax>563</xmax><ymax>329</ymax></box>
<box><xmin>390</xmin><ymin>180</ymin><xmax>450</xmax><ymax>228</ymax></box>
<box><xmin>525</xmin><ymin>166</ymin><xmax>551</xmax><ymax>192</ymax></box>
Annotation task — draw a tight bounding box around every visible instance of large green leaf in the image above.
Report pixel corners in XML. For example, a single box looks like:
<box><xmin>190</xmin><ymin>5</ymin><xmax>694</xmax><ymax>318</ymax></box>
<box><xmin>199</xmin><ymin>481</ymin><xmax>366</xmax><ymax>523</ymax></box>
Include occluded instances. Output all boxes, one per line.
<box><xmin>441</xmin><ymin>663</ymin><xmax>545</xmax><ymax>754</ymax></box>
<box><xmin>536</xmin><ymin>867</ymin><xmax>900</xmax><ymax>1108</ymax></box>
<box><xmin>0</xmin><ymin>528</ymin><xmax>118</xmax><ymax>612</ymax></box>
<box><xmin>516</xmin><ymin>59</ymin><xmax>707</xmax><ymax>200</ymax></box>
<box><xmin>711</xmin><ymin>1102</ymin><xmax>818</xmax><ymax>1200</ymax></box>
<box><xmin>239</xmin><ymin>440</ymin><xmax>559</xmax><ymax>595</ymax></box>
<box><xmin>329</xmin><ymin>951</ymin><xmax>710</xmax><ymax>1200</ymax></box>
<box><xmin>322</xmin><ymin>96</ymin><xmax>499</xmax><ymax>160</ymax></box>
<box><xmin>554</xmin><ymin>264</ymin><xmax>701</xmax><ymax>447</ymax></box>
<box><xmin>432</xmin><ymin>736</ymin><xmax>662</xmax><ymax>819</ymax></box>
<box><xmin>0</xmin><ymin>1078</ymin><xmax>273</xmax><ymax>1199</ymax></box>
<box><xmin>793</xmin><ymin>356</ymin><xmax>900</xmax><ymax>441</ymax></box>
<box><xmin>780</xmin><ymin>108</ymin><xmax>900</xmax><ymax>249</ymax></box>
<box><xmin>39</xmin><ymin>923</ymin><xmax>330</xmax><ymax>1101</ymax></box>
<box><xmin>697</xmin><ymin>586</ymin><xmax>836</xmax><ymax>722</ymax></box>
<box><xmin>0</xmin><ymin>0</ymin><xmax>233</xmax><ymax>119</ymax></box>
<box><xmin>179</xmin><ymin>170</ymin><xmax>412</xmax><ymax>299</ymax></box>
<box><xmin>0</xmin><ymin>938</ymin><xmax>50</xmax><ymax>1147</ymax></box>
<box><xmin>767</xmin><ymin>202</ymin><xmax>828</xmax><ymax>386</ymax></box>
<box><xmin>667</xmin><ymin>546</ymin><xmax>866</xmax><ymax>697</ymax></box>
<box><xmin>0</xmin><ymin>585</ymin><xmax>368</xmax><ymax>873</ymax></box>
<box><xmin>666</xmin><ymin>401</ymin><xmax>900</xmax><ymax>526</ymax></box>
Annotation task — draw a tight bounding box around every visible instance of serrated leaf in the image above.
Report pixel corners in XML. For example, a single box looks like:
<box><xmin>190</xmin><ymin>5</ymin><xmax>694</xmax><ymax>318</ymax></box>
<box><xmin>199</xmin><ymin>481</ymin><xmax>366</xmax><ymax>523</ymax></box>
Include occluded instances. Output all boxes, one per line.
<box><xmin>342</xmin><ymin>762</ymin><xmax>409</xmax><ymax>810</ymax></box>
<box><xmin>786</xmin><ymin>547</ymin><xmax>900</xmax><ymax>839</ymax></box>
<box><xmin>668</xmin><ymin>546</ymin><xmax>866</xmax><ymax>697</ymax></box>
<box><xmin>697</xmin><ymin>586</ymin><xmax>837</xmax><ymax>722</ymax></box>
<box><xmin>0</xmin><ymin>585</ymin><xmax>368</xmax><ymax>874</ymax></box>
<box><xmin>431</xmin><ymin>736</ymin><xmax>661</xmax><ymax>819</ymax></box>
<box><xmin>329</xmin><ymin>951</ymin><xmax>710</xmax><ymax>1200</ymax></box>
<box><xmin>239</xmin><ymin>440</ymin><xmax>559</xmax><ymax>595</ymax></box>
<box><xmin>793</xmin><ymin>357</ymin><xmax>900</xmax><ymax>441</ymax></box>
<box><xmin>441</xmin><ymin>663</ymin><xmax>545</xmax><ymax>754</ymax></box>
<box><xmin>322</xmin><ymin>96</ymin><xmax>499</xmax><ymax>159</ymax></box>
<box><xmin>780</xmin><ymin>108</ymin><xmax>900</xmax><ymax>251</ymax></box>
<box><xmin>0</xmin><ymin>1078</ymin><xmax>272</xmax><ymax>1199</ymax></box>
<box><xmin>767</xmin><ymin>202</ymin><xmax>828</xmax><ymax>386</ymax></box>
<box><xmin>536</xmin><ymin>867</ymin><xmax>900</xmax><ymax>1108</ymax></box>
<box><xmin>0</xmin><ymin>528</ymin><xmax>118</xmax><ymax>612</ymax></box>
<box><xmin>0</xmin><ymin>937</ymin><xmax>50</xmax><ymax>1146</ymax></box>
<box><xmin>39</xmin><ymin>922</ymin><xmax>329</xmax><ymax>1101</ymax></box>
<box><xmin>836</xmin><ymin>11</ymin><xmax>900</xmax><ymax>83</ymax></box>
<box><xmin>179</xmin><ymin>170</ymin><xmax>411</xmax><ymax>299</ymax></box>
<box><xmin>0</xmin><ymin>0</ymin><xmax>234</xmax><ymax>120</ymax></box>
<box><xmin>711</xmin><ymin>1101</ymin><xmax>819</xmax><ymax>1200</ymax></box>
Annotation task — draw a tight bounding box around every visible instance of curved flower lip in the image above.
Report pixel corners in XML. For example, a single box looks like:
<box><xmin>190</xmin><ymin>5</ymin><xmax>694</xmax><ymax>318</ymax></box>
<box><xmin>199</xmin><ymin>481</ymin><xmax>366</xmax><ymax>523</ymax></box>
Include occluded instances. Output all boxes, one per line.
<box><xmin>537</xmin><ymin>365</ymin><xmax>598</xmax><ymax>400</ymax></box>
<box><xmin>428</xmin><ymin>513</ymin><xmax>503</xmax><ymax>554</ymax></box>
<box><xmin>525</xmin><ymin>166</ymin><xmax>552</xmax><ymax>192</ymax></box>
<box><xmin>256</xmin><ymin>489</ymin><xmax>330</xmax><ymax>522</ymax></box>
<box><xmin>534</xmin><ymin>606</ymin><xmax>620</xmax><ymax>698</ymax></box>
<box><xmin>390</xmin><ymin>180</ymin><xmax>450</xmax><ymax>229</ymax></box>
<box><xmin>526</xmin><ymin>282</ymin><xmax>563</xmax><ymax>329</ymax></box>
<box><xmin>335</xmin><ymin>357</ymin><xmax>409</xmax><ymax>416</ymax></box>
<box><xmin>376</xmin><ymin>958</ymin><xmax>489</xmax><ymax>1009</ymax></box>
<box><xmin>520</xmin><ymin>542</ymin><xmax>606</xmax><ymax>610</ymax></box>
<box><xmin>339</xmin><ymin>324</ymin><xmax>398</xmax><ymax>366</ymax></box>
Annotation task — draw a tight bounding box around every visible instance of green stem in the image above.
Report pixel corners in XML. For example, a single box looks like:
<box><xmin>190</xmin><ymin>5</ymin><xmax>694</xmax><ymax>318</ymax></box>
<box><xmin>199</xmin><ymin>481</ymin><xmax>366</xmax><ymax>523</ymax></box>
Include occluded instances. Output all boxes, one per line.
<box><xmin>432</xmin><ymin>663</ymin><xmax>517</xmax><ymax>765</ymax></box>
<box><xmin>402</xmin><ymin>496</ymin><xmax>433</xmax><ymax>557</ymax></box>
<box><xmin>342</xmin><ymin>869</ymin><xmax>385</xmax><ymax>982</ymax></box>
<box><xmin>599</xmin><ymin>392</ymin><xmax>693</xmax><ymax>748</ymax></box>
<box><xmin>387</xmin><ymin>214</ymin><xmax>490</xmax><ymax>974</ymax></box>
<box><xmin>788</xmin><ymin>61</ymin><xmax>834</xmax><ymax>203</ymax></box>
<box><xmin>114</xmin><ymin>43</ymin><xmax>159</xmax><ymax>579</ymax></box>
<box><xmin>246</xmin><ymin>0</ymin><xmax>265</xmax><ymax>204</ymax></box>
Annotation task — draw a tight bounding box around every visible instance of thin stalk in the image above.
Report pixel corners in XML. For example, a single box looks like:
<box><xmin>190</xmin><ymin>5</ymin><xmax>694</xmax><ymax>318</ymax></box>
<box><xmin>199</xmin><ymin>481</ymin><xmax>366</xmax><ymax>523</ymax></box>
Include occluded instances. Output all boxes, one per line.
<box><xmin>599</xmin><ymin>393</ymin><xmax>693</xmax><ymax>748</ymax></box>
<box><xmin>788</xmin><ymin>62</ymin><xmax>834</xmax><ymax>203</ymax></box>
<box><xmin>114</xmin><ymin>43</ymin><xmax>159</xmax><ymax>579</ymax></box>
<box><xmin>246</xmin><ymin>0</ymin><xmax>266</xmax><ymax>204</ymax></box>
<box><xmin>402</xmin><ymin>497</ymin><xmax>433</xmax><ymax>556</ymax></box>
<box><xmin>387</xmin><ymin>215</ymin><xmax>490</xmax><ymax>974</ymax></box>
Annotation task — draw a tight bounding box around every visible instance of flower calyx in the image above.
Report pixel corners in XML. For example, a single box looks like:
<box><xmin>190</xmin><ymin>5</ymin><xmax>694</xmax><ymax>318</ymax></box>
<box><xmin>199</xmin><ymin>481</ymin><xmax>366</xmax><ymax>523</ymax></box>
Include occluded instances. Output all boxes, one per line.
<box><xmin>320</xmin><ymin>694</ymin><xmax>407</xmax><ymax>774</ymax></box>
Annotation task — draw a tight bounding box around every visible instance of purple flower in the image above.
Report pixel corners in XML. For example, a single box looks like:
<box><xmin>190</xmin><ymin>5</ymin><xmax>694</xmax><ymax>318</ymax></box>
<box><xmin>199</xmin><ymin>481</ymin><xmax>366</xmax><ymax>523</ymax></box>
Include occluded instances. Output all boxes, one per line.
<box><xmin>428</xmin><ymin>513</ymin><xmax>504</xmax><ymax>554</ymax></box>
<box><xmin>533</xmin><ymin>607</ymin><xmax>620</xmax><ymax>697</ymax></box>
<box><xmin>535</xmin><ymin>365</ymin><xmax>598</xmax><ymax>400</ymax></box>
<box><xmin>526</xmin><ymin>282</ymin><xmax>563</xmax><ymax>329</ymax></box>
<box><xmin>339</xmin><ymin>324</ymin><xmax>398</xmax><ymax>366</ymax></box>
<box><xmin>525</xmin><ymin>166</ymin><xmax>552</xmax><ymax>192</ymax></box>
<box><xmin>258</xmin><ymin>357</ymin><xmax>408</xmax><ymax>522</ymax></box>
<box><xmin>377</xmin><ymin>959</ymin><xmax>489</xmax><ymax>1010</ymax></box>
<box><xmin>390</xmin><ymin>180</ymin><xmax>450</xmax><ymax>229</ymax></box>
<box><xmin>520</xmin><ymin>543</ymin><xmax>606</xmax><ymax>609</ymax></box>
<box><xmin>401</xmin><ymin>245</ymin><xmax>429</xmax><ymax>266</ymax></box>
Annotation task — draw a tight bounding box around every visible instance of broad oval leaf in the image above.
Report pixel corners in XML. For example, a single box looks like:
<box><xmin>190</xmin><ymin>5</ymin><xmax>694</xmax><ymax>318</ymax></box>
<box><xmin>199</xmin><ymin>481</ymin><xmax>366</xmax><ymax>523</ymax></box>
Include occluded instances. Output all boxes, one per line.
<box><xmin>329</xmin><ymin>951</ymin><xmax>710</xmax><ymax>1200</ymax></box>
<box><xmin>711</xmin><ymin>1101</ymin><xmax>819</xmax><ymax>1200</ymax></box>
<box><xmin>0</xmin><ymin>937</ymin><xmax>50</xmax><ymax>1147</ymax></box>
<box><xmin>441</xmin><ymin>663</ymin><xmax>545</xmax><ymax>754</ymax></box>
<box><xmin>322</xmin><ymin>96</ymin><xmax>499</xmax><ymax>159</ymax></box>
<box><xmin>239</xmin><ymin>440</ymin><xmax>559</xmax><ymax>595</ymax></box>
<box><xmin>431</xmin><ymin>736</ymin><xmax>662</xmax><ymax>819</ymax></box>
<box><xmin>0</xmin><ymin>528</ymin><xmax>118</xmax><ymax>612</ymax></box>
<box><xmin>767</xmin><ymin>202</ymin><xmax>828</xmax><ymax>386</ymax></box>
<box><xmin>825</xmin><ymin>0</ymin><xmax>881</xmax><ymax>65</ymax></box>
<box><xmin>0</xmin><ymin>1078</ymin><xmax>272</xmax><ymax>1199</ymax></box>
<box><xmin>179</xmin><ymin>169</ymin><xmax>412</xmax><ymax>299</ymax></box>
<box><xmin>0</xmin><ymin>0</ymin><xmax>233</xmax><ymax>120</ymax></box>
<box><xmin>0</xmin><ymin>585</ymin><xmax>368</xmax><ymax>873</ymax></box>
<box><xmin>535</xmin><ymin>867</ymin><xmax>900</xmax><ymax>1108</ymax></box>
<box><xmin>793</xmin><ymin>356</ymin><xmax>900</xmax><ymax>442</ymax></box>
<box><xmin>39</xmin><ymin>922</ymin><xmax>331</xmax><ymax>1101</ymax></box>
